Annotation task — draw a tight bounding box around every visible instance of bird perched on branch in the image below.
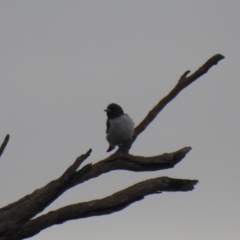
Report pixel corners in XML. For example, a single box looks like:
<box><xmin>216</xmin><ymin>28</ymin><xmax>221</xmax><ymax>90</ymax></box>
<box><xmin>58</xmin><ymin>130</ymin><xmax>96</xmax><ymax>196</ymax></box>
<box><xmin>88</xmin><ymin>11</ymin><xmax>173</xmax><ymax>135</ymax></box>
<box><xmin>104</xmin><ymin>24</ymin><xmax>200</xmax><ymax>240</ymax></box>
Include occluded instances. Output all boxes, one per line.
<box><xmin>105</xmin><ymin>103</ymin><xmax>135</xmax><ymax>152</ymax></box>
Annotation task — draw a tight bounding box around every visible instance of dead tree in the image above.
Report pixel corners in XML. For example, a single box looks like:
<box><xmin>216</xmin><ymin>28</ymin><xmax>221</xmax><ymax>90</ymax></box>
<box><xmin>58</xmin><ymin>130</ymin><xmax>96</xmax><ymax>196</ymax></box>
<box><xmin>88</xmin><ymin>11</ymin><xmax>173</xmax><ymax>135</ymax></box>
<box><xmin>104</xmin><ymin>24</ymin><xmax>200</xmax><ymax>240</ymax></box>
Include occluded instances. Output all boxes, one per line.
<box><xmin>0</xmin><ymin>54</ymin><xmax>224</xmax><ymax>240</ymax></box>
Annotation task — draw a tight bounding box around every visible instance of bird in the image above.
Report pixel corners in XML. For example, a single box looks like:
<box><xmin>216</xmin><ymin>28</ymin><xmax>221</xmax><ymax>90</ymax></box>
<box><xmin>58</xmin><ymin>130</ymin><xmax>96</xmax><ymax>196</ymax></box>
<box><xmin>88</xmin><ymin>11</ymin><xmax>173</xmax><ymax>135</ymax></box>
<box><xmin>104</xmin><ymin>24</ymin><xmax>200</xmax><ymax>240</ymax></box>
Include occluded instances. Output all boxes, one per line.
<box><xmin>105</xmin><ymin>103</ymin><xmax>135</xmax><ymax>152</ymax></box>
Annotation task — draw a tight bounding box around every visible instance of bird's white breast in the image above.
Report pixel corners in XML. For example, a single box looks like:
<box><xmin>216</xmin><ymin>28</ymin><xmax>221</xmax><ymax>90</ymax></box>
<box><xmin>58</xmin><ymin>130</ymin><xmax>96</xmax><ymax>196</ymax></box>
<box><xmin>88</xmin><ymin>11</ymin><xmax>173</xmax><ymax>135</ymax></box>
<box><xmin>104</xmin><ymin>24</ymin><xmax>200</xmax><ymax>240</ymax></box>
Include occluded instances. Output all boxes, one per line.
<box><xmin>106</xmin><ymin>114</ymin><xmax>134</xmax><ymax>146</ymax></box>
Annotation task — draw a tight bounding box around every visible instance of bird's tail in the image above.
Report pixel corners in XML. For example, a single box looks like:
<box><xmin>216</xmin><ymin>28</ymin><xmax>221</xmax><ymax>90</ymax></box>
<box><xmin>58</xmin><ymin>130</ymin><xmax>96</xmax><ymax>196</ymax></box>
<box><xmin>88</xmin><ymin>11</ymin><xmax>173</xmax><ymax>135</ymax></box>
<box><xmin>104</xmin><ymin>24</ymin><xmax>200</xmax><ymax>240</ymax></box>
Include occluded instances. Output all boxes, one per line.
<box><xmin>106</xmin><ymin>145</ymin><xmax>115</xmax><ymax>152</ymax></box>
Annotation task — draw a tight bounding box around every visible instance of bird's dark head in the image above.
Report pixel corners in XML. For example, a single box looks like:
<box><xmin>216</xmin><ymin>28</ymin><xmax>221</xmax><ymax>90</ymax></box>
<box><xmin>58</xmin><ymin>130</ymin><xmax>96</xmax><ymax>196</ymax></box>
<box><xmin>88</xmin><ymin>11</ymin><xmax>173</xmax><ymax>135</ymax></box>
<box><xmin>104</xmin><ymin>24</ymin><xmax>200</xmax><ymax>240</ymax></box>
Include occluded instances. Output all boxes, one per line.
<box><xmin>104</xmin><ymin>103</ymin><xmax>124</xmax><ymax>119</ymax></box>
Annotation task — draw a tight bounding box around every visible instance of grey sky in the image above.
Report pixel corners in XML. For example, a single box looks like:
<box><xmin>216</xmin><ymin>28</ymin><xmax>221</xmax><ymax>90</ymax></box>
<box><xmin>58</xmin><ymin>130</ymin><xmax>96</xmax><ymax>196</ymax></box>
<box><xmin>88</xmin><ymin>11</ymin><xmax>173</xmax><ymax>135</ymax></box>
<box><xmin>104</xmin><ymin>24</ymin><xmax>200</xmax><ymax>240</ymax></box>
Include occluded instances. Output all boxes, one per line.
<box><xmin>0</xmin><ymin>1</ymin><xmax>239</xmax><ymax>239</ymax></box>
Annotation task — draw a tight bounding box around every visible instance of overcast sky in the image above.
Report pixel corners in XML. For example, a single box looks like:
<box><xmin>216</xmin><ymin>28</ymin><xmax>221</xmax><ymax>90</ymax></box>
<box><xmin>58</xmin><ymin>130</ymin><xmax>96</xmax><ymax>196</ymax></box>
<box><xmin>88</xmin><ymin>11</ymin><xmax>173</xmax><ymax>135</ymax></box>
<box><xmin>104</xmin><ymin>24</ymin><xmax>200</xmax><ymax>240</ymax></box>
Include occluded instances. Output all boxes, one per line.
<box><xmin>0</xmin><ymin>1</ymin><xmax>239</xmax><ymax>240</ymax></box>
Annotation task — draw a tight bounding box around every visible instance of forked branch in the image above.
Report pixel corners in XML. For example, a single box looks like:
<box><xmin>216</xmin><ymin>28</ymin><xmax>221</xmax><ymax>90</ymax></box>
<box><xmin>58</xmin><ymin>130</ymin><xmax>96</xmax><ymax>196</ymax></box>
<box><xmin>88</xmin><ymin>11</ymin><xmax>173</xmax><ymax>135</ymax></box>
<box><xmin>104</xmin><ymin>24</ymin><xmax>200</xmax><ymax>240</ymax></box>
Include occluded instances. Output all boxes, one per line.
<box><xmin>0</xmin><ymin>54</ymin><xmax>224</xmax><ymax>240</ymax></box>
<box><xmin>68</xmin><ymin>146</ymin><xmax>192</xmax><ymax>187</ymax></box>
<box><xmin>0</xmin><ymin>146</ymin><xmax>190</xmax><ymax>228</ymax></box>
<box><xmin>0</xmin><ymin>149</ymin><xmax>92</xmax><ymax>235</ymax></box>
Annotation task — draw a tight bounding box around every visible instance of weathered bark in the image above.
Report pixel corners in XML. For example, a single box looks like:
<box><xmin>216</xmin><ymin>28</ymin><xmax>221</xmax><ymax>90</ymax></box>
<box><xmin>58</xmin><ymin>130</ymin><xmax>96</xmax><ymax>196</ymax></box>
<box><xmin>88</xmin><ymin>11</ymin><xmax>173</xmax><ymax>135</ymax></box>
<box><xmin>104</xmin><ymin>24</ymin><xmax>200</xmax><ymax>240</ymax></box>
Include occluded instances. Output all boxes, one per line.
<box><xmin>0</xmin><ymin>147</ymin><xmax>190</xmax><ymax>239</ymax></box>
<box><xmin>0</xmin><ymin>150</ymin><xmax>92</xmax><ymax>237</ymax></box>
<box><xmin>0</xmin><ymin>54</ymin><xmax>224</xmax><ymax>239</ymax></box>
<box><xmin>16</xmin><ymin>177</ymin><xmax>198</xmax><ymax>239</ymax></box>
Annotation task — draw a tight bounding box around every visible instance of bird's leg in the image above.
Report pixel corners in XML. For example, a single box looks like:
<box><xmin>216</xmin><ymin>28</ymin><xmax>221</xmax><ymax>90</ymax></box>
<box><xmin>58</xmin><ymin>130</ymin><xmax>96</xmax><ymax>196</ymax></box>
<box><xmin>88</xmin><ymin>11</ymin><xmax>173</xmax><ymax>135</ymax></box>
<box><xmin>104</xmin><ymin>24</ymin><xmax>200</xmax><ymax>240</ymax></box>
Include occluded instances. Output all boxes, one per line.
<box><xmin>118</xmin><ymin>141</ymin><xmax>131</xmax><ymax>154</ymax></box>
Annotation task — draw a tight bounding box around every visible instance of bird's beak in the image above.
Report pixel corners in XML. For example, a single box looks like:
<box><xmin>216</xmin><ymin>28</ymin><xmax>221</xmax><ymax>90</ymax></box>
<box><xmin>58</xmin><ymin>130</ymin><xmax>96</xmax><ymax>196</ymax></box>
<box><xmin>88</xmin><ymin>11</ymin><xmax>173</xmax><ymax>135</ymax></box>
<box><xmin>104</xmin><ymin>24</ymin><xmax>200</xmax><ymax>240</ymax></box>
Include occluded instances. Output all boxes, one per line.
<box><xmin>104</xmin><ymin>109</ymin><xmax>111</xmax><ymax>112</ymax></box>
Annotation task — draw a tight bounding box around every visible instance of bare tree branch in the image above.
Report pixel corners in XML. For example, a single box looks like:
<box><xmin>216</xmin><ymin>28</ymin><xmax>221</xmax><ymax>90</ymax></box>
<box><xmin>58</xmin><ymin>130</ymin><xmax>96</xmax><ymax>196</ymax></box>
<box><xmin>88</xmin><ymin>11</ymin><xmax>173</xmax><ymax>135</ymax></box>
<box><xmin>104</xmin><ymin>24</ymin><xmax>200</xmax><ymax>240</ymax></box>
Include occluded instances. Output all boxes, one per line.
<box><xmin>0</xmin><ymin>149</ymin><xmax>92</xmax><ymax>236</ymax></box>
<box><xmin>131</xmin><ymin>54</ymin><xmax>224</xmax><ymax>144</ymax></box>
<box><xmin>0</xmin><ymin>54</ymin><xmax>224</xmax><ymax>240</ymax></box>
<box><xmin>68</xmin><ymin>146</ymin><xmax>192</xmax><ymax>188</ymax></box>
<box><xmin>0</xmin><ymin>135</ymin><xmax>10</xmax><ymax>157</ymax></box>
<box><xmin>16</xmin><ymin>177</ymin><xmax>198</xmax><ymax>240</ymax></box>
<box><xmin>0</xmin><ymin>146</ymin><xmax>190</xmax><ymax>239</ymax></box>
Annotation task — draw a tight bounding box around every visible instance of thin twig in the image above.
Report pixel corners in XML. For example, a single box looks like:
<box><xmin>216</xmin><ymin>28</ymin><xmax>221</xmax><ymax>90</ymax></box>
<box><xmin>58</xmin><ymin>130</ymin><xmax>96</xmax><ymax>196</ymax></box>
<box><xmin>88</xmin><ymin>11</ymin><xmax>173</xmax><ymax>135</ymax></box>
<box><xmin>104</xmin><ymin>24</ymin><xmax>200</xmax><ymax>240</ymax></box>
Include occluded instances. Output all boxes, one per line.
<box><xmin>0</xmin><ymin>135</ymin><xmax>10</xmax><ymax>157</ymax></box>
